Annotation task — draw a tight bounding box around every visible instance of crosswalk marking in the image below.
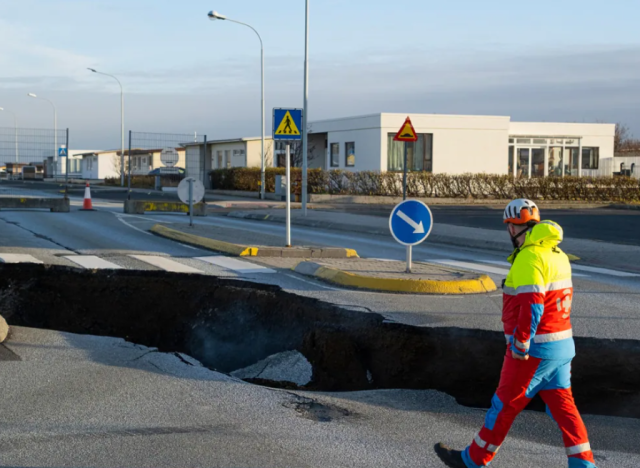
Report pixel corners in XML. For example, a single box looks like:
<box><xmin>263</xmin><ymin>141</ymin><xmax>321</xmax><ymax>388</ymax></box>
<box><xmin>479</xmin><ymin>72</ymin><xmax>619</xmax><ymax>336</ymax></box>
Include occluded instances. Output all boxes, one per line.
<box><xmin>0</xmin><ymin>253</ymin><xmax>44</xmax><ymax>264</ymax></box>
<box><xmin>196</xmin><ymin>256</ymin><xmax>276</xmax><ymax>274</ymax></box>
<box><xmin>571</xmin><ymin>264</ymin><xmax>640</xmax><ymax>278</ymax></box>
<box><xmin>65</xmin><ymin>255</ymin><xmax>122</xmax><ymax>270</ymax></box>
<box><xmin>129</xmin><ymin>255</ymin><xmax>203</xmax><ymax>273</ymax></box>
<box><xmin>431</xmin><ymin>259</ymin><xmax>511</xmax><ymax>276</ymax></box>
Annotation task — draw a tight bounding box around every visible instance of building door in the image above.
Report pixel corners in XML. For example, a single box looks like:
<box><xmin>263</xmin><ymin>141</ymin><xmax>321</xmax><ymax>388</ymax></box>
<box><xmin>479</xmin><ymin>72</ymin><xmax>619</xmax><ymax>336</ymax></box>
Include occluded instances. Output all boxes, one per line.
<box><xmin>531</xmin><ymin>148</ymin><xmax>545</xmax><ymax>177</ymax></box>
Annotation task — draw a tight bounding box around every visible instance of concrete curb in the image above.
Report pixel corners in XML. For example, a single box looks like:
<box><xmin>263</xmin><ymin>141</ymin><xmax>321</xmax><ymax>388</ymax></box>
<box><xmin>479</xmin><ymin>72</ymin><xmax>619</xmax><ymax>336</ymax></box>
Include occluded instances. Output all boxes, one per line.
<box><xmin>151</xmin><ymin>224</ymin><xmax>359</xmax><ymax>258</ymax></box>
<box><xmin>151</xmin><ymin>224</ymin><xmax>257</xmax><ymax>256</ymax></box>
<box><xmin>293</xmin><ymin>261</ymin><xmax>497</xmax><ymax>295</ymax></box>
<box><xmin>0</xmin><ymin>315</ymin><xmax>8</xmax><ymax>343</ymax></box>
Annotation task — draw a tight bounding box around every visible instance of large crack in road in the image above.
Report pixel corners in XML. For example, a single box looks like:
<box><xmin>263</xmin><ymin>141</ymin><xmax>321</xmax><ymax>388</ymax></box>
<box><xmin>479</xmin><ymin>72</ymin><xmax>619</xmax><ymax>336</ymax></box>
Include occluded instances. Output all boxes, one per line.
<box><xmin>1</xmin><ymin>263</ymin><xmax>639</xmax><ymax>419</ymax></box>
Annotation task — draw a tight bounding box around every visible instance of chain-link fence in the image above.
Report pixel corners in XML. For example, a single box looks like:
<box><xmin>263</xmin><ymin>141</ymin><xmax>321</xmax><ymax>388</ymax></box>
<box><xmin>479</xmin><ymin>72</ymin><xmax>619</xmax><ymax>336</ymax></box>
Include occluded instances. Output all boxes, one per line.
<box><xmin>0</xmin><ymin>126</ymin><xmax>69</xmax><ymax>198</ymax></box>
<box><xmin>126</xmin><ymin>131</ymin><xmax>208</xmax><ymax>197</ymax></box>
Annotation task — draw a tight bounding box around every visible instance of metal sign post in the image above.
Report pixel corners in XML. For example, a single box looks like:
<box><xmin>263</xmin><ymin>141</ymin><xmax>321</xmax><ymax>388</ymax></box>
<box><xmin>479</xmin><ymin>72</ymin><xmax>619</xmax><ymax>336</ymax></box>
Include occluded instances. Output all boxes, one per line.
<box><xmin>393</xmin><ymin>116</ymin><xmax>418</xmax><ymax>202</ymax></box>
<box><xmin>286</xmin><ymin>144</ymin><xmax>291</xmax><ymax>247</ymax></box>
<box><xmin>188</xmin><ymin>178</ymin><xmax>194</xmax><ymax>227</ymax></box>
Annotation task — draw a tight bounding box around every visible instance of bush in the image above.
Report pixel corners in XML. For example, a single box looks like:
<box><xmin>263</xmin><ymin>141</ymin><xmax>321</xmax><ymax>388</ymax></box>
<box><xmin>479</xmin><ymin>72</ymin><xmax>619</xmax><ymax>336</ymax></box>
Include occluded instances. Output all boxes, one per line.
<box><xmin>104</xmin><ymin>175</ymin><xmax>183</xmax><ymax>189</ymax></box>
<box><xmin>208</xmin><ymin>168</ymin><xmax>640</xmax><ymax>202</ymax></box>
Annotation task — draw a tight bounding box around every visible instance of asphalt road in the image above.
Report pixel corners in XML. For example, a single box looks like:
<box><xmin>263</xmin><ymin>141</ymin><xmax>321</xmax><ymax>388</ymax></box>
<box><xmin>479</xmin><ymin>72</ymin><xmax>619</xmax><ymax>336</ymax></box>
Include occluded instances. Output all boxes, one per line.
<box><xmin>329</xmin><ymin>205</ymin><xmax>640</xmax><ymax>246</ymax></box>
<box><xmin>0</xmin><ymin>198</ymin><xmax>639</xmax><ymax>467</ymax></box>
<box><xmin>4</xmin><ymin>181</ymin><xmax>639</xmax><ymax>245</ymax></box>
<box><xmin>3</xmin><ymin>326</ymin><xmax>638</xmax><ymax>467</ymax></box>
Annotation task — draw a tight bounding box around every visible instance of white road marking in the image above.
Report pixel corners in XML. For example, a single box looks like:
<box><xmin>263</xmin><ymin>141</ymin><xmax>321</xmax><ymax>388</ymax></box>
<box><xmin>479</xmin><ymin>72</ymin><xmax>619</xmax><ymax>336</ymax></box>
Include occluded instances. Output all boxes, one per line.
<box><xmin>119</xmin><ymin>214</ymin><xmax>174</xmax><ymax>224</ymax></box>
<box><xmin>571</xmin><ymin>265</ymin><xmax>640</xmax><ymax>278</ymax></box>
<box><xmin>114</xmin><ymin>214</ymin><xmax>153</xmax><ymax>237</ymax></box>
<box><xmin>430</xmin><ymin>259</ymin><xmax>511</xmax><ymax>276</ymax></box>
<box><xmin>129</xmin><ymin>255</ymin><xmax>203</xmax><ymax>273</ymax></box>
<box><xmin>65</xmin><ymin>255</ymin><xmax>122</xmax><ymax>269</ymax></box>
<box><xmin>0</xmin><ymin>253</ymin><xmax>43</xmax><ymax>264</ymax></box>
<box><xmin>196</xmin><ymin>256</ymin><xmax>276</xmax><ymax>274</ymax></box>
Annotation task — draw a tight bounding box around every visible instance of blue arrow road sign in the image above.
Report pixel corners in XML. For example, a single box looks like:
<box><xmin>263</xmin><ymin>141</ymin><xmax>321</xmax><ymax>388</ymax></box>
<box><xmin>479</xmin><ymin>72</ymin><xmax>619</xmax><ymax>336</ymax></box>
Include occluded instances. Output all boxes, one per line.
<box><xmin>58</xmin><ymin>147</ymin><xmax>68</xmax><ymax>157</ymax></box>
<box><xmin>389</xmin><ymin>199</ymin><xmax>433</xmax><ymax>246</ymax></box>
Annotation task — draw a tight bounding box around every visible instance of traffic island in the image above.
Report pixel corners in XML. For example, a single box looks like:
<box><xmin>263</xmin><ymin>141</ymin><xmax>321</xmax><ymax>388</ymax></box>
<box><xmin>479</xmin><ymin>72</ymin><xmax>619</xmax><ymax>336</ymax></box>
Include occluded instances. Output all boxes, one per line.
<box><xmin>0</xmin><ymin>197</ymin><xmax>70</xmax><ymax>212</ymax></box>
<box><xmin>292</xmin><ymin>259</ymin><xmax>496</xmax><ymax>294</ymax></box>
<box><xmin>151</xmin><ymin>224</ymin><xmax>358</xmax><ymax>258</ymax></box>
<box><xmin>124</xmin><ymin>200</ymin><xmax>207</xmax><ymax>216</ymax></box>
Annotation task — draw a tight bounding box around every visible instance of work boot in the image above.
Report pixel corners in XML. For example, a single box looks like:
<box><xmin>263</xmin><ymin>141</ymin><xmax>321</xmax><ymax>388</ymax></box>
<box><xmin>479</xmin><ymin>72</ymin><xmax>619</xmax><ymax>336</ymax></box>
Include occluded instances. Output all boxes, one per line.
<box><xmin>434</xmin><ymin>443</ymin><xmax>467</xmax><ymax>468</ymax></box>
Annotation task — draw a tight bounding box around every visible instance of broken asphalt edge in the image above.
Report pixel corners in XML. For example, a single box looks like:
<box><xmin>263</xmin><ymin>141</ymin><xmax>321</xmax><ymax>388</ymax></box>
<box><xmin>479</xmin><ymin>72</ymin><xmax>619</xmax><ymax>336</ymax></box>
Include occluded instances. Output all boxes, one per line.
<box><xmin>150</xmin><ymin>224</ymin><xmax>358</xmax><ymax>258</ymax></box>
<box><xmin>293</xmin><ymin>261</ymin><xmax>497</xmax><ymax>295</ymax></box>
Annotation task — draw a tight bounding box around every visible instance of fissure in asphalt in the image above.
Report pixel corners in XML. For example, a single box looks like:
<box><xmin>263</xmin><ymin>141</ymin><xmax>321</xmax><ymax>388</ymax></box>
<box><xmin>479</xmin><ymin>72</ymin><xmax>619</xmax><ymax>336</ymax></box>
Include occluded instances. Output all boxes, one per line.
<box><xmin>1</xmin><ymin>264</ymin><xmax>638</xmax><ymax>419</ymax></box>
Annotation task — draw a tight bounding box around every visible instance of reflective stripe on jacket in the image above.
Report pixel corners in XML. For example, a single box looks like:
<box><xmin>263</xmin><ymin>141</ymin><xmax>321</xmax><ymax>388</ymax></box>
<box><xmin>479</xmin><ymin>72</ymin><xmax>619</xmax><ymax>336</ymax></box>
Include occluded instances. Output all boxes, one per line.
<box><xmin>503</xmin><ymin>220</ymin><xmax>576</xmax><ymax>360</ymax></box>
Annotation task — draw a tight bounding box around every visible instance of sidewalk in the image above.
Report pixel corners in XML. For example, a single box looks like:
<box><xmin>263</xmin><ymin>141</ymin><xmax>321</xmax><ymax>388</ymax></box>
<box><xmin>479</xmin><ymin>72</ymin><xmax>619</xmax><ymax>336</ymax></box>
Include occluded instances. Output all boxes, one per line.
<box><xmin>227</xmin><ymin>208</ymin><xmax>640</xmax><ymax>273</ymax></box>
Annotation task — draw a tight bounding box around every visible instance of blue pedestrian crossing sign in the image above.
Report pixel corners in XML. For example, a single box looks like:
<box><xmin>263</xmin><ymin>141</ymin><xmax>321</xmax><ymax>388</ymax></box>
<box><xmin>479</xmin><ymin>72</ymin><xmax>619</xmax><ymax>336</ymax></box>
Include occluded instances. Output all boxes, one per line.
<box><xmin>58</xmin><ymin>147</ymin><xmax>68</xmax><ymax>157</ymax></box>
<box><xmin>389</xmin><ymin>199</ymin><xmax>433</xmax><ymax>246</ymax></box>
<box><xmin>273</xmin><ymin>108</ymin><xmax>302</xmax><ymax>140</ymax></box>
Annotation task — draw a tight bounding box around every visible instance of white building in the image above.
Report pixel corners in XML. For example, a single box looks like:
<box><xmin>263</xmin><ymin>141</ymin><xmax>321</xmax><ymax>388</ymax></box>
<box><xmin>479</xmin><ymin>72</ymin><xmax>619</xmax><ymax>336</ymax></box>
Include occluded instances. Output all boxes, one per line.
<box><xmin>307</xmin><ymin>113</ymin><xmax>615</xmax><ymax>177</ymax></box>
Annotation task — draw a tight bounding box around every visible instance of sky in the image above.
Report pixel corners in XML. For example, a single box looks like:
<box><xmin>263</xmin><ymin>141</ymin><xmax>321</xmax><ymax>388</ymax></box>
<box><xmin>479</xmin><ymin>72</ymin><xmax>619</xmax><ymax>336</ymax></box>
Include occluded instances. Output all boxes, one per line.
<box><xmin>0</xmin><ymin>0</ymin><xmax>639</xmax><ymax>149</ymax></box>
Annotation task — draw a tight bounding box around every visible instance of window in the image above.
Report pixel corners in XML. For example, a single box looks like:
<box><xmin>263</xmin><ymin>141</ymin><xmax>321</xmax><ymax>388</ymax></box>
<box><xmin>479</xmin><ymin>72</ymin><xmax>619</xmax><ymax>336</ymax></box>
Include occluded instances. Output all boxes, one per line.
<box><xmin>387</xmin><ymin>133</ymin><xmax>433</xmax><ymax>172</ymax></box>
<box><xmin>548</xmin><ymin>147</ymin><xmax>563</xmax><ymax>176</ymax></box>
<box><xmin>345</xmin><ymin>142</ymin><xmax>355</xmax><ymax>167</ymax></box>
<box><xmin>330</xmin><ymin>143</ymin><xmax>340</xmax><ymax>167</ymax></box>
<box><xmin>225</xmin><ymin>150</ymin><xmax>231</xmax><ymax>169</ymax></box>
<box><xmin>508</xmin><ymin>146</ymin><xmax>514</xmax><ymax>176</ymax></box>
<box><xmin>582</xmin><ymin>147</ymin><xmax>599</xmax><ymax>170</ymax></box>
<box><xmin>217</xmin><ymin>151</ymin><xmax>223</xmax><ymax>169</ymax></box>
<box><xmin>565</xmin><ymin>147</ymin><xmax>579</xmax><ymax>176</ymax></box>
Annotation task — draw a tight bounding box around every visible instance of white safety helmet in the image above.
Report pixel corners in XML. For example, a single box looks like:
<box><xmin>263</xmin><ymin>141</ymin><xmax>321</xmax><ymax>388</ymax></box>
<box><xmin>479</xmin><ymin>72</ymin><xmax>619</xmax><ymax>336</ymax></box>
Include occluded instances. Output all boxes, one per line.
<box><xmin>503</xmin><ymin>199</ymin><xmax>540</xmax><ymax>225</ymax></box>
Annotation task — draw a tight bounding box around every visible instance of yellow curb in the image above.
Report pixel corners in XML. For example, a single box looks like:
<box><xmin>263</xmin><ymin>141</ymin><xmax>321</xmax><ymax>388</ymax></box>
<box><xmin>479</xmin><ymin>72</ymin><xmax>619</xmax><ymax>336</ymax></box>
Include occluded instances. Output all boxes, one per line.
<box><xmin>567</xmin><ymin>254</ymin><xmax>581</xmax><ymax>262</ymax></box>
<box><xmin>295</xmin><ymin>263</ymin><xmax>496</xmax><ymax>294</ymax></box>
<box><xmin>345</xmin><ymin>249</ymin><xmax>359</xmax><ymax>258</ymax></box>
<box><xmin>151</xmin><ymin>224</ymin><xmax>258</xmax><ymax>256</ymax></box>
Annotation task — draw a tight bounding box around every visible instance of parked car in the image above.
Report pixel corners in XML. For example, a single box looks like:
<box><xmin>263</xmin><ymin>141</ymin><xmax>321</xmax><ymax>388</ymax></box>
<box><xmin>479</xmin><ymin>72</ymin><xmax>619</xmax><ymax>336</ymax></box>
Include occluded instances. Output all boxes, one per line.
<box><xmin>148</xmin><ymin>167</ymin><xmax>186</xmax><ymax>176</ymax></box>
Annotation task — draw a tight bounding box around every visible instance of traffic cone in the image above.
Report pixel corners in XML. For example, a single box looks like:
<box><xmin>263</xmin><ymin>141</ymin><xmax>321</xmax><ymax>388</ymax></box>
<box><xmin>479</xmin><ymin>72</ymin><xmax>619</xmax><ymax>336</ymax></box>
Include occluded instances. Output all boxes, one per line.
<box><xmin>80</xmin><ymin>181</ymin><xmax>95</xmax><ymax>211</ymax></box>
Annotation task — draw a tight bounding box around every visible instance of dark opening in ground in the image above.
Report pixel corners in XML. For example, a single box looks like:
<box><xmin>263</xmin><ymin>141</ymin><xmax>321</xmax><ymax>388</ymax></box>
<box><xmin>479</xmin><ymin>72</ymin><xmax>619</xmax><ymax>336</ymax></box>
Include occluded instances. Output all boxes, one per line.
<box><xmin>1</xmin><ymin>264</ymin><xmax>639</xmax><ymax>419</ymax></box>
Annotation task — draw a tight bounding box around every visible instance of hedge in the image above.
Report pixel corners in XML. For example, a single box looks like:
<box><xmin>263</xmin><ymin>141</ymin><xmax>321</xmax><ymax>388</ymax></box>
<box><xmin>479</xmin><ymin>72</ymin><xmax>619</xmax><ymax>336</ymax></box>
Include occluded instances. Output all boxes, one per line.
<box><xmin>104</xmin><ymin>175</ymin><xmax>183</xmax><ymax>189</ymax></box>
<box><xmin>209</xmin><ymin>168</ymin><xmax>640</xmax><ymax>202</ymax></box>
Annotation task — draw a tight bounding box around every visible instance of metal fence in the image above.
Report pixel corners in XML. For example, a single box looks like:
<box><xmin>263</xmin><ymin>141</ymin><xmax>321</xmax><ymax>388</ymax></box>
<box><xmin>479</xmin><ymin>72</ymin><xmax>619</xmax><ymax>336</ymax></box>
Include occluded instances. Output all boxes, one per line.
<box><xmin>0</xmin><ymin>126</ymin><xmax>69</xmax><ymax>197</ymax></box>
<box><xmin>583</xmin><ymin>157</ymin><xmax>640</xmax><ymax>179</ymax></box>
<box><xmin>127</xmin><ymin>131</ymin><xmax>208</xmax><ymax>197</ymax></box>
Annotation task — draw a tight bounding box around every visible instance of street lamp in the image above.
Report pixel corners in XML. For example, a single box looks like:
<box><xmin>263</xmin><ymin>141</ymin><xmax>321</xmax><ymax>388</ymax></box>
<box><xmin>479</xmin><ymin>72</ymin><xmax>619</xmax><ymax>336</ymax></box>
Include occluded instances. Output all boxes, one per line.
<box><xmin>301</xmin><ymin>0</ymin><xmax>310</xmax><ymax>215</ymax></box>
<box><xmin>88</xmin><ymin>68</ymin><xmax>125</xmax><ymax>187</ymax></box>
<box><xmin>28</xmin><ymin>93</ymin><xmax>58</xmax><ymax>176</ymax></box>
<box><xmin>208</xmin><ymin>10</ymin><xmax>266</xmax><ymax>199</ymax></box>
<box><xmin>0</xmin><ymin>107</ymin><xmax>18</xmax><ymax>163</ymax></box>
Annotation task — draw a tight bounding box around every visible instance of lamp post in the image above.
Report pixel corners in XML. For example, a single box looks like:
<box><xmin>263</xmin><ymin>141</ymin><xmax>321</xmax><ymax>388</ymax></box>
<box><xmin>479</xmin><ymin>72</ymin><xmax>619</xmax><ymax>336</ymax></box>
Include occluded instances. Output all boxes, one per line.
<box><xmin>28</xmin><ymin>93</ymin><xmax>57</xmax><ymax>176</ymax></box>
<box><xmin>301</xmin><ymin>0</ymin><xmax>310</xmax><ymax>215</ymax></box>
<box><xmin>208</xmin><ymin>10</ymin><xmax>266</xmax><ymax>199</ymax></box>
<box><xmin>0</xmin><ymin>107</ymin><xmax>18</xmax><ymax>162</ymax></box>
<box><xmin>88</xmin><ymin>68</ymin><xmax>125</xmax><ymax>187</ymax></box>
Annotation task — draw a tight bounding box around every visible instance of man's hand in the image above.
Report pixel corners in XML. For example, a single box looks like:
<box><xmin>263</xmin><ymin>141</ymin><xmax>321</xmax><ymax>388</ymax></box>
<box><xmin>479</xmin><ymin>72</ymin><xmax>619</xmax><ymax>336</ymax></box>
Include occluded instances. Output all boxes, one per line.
<box><xmin>512</xmin><ymin>350</ymin><xmax>529</xmax><ymax>361</ymax></box>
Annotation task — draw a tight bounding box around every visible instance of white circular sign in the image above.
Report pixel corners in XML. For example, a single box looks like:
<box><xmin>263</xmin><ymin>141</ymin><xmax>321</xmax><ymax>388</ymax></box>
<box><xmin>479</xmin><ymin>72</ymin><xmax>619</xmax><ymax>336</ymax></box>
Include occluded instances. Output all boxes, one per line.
<box><xmin>160</xmin><ymin>147</ymin><xmax>180</xmax><ymax>167</ymax></box>
<box><xmin>178</xmin><ymin>177</ymin><xmax>205</xmax><ymax>205</ymax></box>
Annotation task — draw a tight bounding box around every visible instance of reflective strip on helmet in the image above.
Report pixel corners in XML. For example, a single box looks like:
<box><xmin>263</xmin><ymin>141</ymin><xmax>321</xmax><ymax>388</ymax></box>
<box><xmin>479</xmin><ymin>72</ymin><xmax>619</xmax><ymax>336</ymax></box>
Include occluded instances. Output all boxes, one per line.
<box><xmin>533</xmin><ymin>329</ymin><xmax>573</xmax><ymax>343</ymax></box>
<box><xmin>474</xmin><ymin>433</ymin><xmax>487</xmax><ymax>449</ymax></box>
<box><xmin>487</xmin><ymin>444</ymin><xmax>501</xmax><ymax>453</ymax></box>
<box><xmin>566</xmin><ymin>443</ymin><xmax>591</xmax><ymax>456</ymax></box>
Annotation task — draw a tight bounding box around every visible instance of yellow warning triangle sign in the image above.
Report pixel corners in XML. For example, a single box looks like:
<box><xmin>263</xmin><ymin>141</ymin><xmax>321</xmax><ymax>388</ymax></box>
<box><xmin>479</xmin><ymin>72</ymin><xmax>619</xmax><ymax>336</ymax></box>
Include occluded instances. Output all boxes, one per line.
<box><xmin>275</xmin><ymin>111</ymin><xmax>301</xmax><ymax>136</ymax></box>
<box><xmin>393</xmin><ymin>117</ymin><xmax>418</xmax><ymax>142</ymax></box>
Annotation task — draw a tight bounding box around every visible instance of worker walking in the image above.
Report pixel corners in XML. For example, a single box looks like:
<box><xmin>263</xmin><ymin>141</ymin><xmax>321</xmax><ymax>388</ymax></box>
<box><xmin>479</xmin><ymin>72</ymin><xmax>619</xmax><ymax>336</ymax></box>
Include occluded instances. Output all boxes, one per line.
<box><xmin>435</xmin><ymin>199</ymin><xmax>597</xmax><ymax>468</ymax></box>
